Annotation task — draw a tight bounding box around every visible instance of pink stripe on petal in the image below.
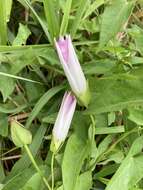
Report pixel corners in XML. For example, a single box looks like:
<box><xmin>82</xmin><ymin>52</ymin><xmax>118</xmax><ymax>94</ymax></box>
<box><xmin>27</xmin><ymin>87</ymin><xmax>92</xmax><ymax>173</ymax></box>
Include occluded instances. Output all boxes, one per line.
<box><xmin>57</xmin><ymin>37</ymin><xmax>69</xmax><ymax>62</ymax></box>
<box><xmin>63</xmin><ymin>92</ymin><xmax>76</xmax><ymax>114</ymax></box>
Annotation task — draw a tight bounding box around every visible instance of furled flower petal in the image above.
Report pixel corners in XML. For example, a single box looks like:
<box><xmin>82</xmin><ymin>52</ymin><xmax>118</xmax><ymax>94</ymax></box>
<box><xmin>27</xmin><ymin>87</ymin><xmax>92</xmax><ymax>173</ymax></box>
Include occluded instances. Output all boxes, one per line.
<box><xmin>51</xmin><ymin>92</ymin><xmax>76</xmax><ymax>152</ymax></box>
<box><xmin>55</xmin><ymin>35</ymin><xmax>90</xmax><ymax>107</ymax></box>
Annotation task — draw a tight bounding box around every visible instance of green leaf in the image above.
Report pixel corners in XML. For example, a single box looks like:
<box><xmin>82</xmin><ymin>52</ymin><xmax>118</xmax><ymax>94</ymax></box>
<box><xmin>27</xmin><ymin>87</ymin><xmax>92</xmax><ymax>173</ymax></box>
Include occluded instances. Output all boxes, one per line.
<box><xmin>0</xmin><ymin>147</ymin><xmax>5</xmax><ymax>182</ymax></box>
<box><xmin>43</xmin><ymin>0</ymin><xmax>59</xmax><ymax>39</ymax></box>
<box><xmin>11</xmin><ymin>120</ymin><xmax>32</xmax><ymax>147</ymax></box>
<box><xmin>0</xmin><ymin>103</ymin><xmax>27</xmax><ymax>114</ymax></box>
<box><xmin>56</xmin><ymin>186</ymin><xmax>63</xmax><ymax>190</ymax></box>
<box><xmin>129</xmin><ymin>187</ymin><xmax>142</xmax><ymax>190</ymax></box>
<box><xmin>21</xmin><ymin>0</ymin><xmax>52</xmax><ymax>43</ymax></box>
<box><xmin>99</xmin><ymin>0</ymin><xmax>134</xmax><ymax>48</ymax></box>
<box><xmin>70</xmin><ymin>0</ymin><xmax>88</xmax><ymax>37</ymax></box>
<box><xmin>80</xmin><ymin>19</ymin><xmax>99</xmax><ymax>33</ymax></box>
<box><xmin>100</xmin><ymin>149</ymin><xmax>124</xmax><ymax>165</ymax></box>
<box><xmin>98</xmin><ymin>135</ymin><xmax>114</xmax><ymax>156</ymax></box>
<box><xmin>60</xmin><ymin>0</ymin><xmax>72</xmax><ymax>35</ymax></box>
<box><xmin>21</xmin><ymin>172</ymin><xmax>42</xmax><ymax>190</ymax></box>
<box><xmin>95</xmin><ymin>126</ymin><xmax>125</xmax><ymax>135</ymax></box>
<box><xmin>83</xmin><ymin>0</ymin><xmax>104</xmax><ymax>19</ymax></box>
<box><xmin>0</xmin><ymin>184</ymin><xmax>4</xmax><ymax>189</ymax></box>
<box><xmin>105</xmin><ymin>136</ymin><xmax>143</xmax><ymax>190</ymax></box>
<box><xmin>9</xmin><ymin>49</ymin><xmax>37</xmax><ymax>75</ymax></box>
<box><xmin>13</xmin><ymin>23</ymin><xmax>31</xmax><ymax>45</ymax></box>
<box><xmin>0</xmin><ymin>113</ymin><xmax>8</xmax><ymax>137</ymax></box>
<box><xmin>62</xmin><ymin>133</ymin><xmax>89</xmax><ymax>190</ymax></box>
<box><xmin>86</xmin><ymin>72</ymin><xmax>143</xmax><ymax>114</ymax></box>
<box><xmin>128</xmin><ymin>108</ymin><xmax>143</xmax><ymax>125</ymax></box>
<box><xmin>0</xmin><ymin>64</ymin><xmax>15</xmax><ymax>102</ymax></box>
<box><xmin>94</xmin><ymin>164</ymin><xmax>119</xmax><ymax>179</ymax></box>
<box><xmin>6</xmin><ymin>0</ymin><xmax>13</xmax><ymax>22</ymax></box>
<box><xmin>95</xmin><ymin>125</ymin><xmax>125</xmax><ymax>135</ymax></box>
<box><xmin>2</xmin><ymin>168</ymin><xmax>37</xmax><ymax>190</ymax></box>
<box><xmin>128</xmin><ymin>25</ymin><xmax>143</xmax><ymax>55</ymax></box>
<box><xmin>25</xmin><ymin>81</ymin><xmax>45</xmax><ymax>102</ymax></box>
<box><xmin>52</xmin><ymin>171</ymin><xmax>92</xmax><ymax>190</ymax></box>
<box><xmin>74</xmin><ymin>171</ymin><xmax>92</xmax><ymax>190</ymax></box>
<box><xmin>83</xmin><ymin>60</ymin><xmax>115</xmax><ymax>75</ymax></box>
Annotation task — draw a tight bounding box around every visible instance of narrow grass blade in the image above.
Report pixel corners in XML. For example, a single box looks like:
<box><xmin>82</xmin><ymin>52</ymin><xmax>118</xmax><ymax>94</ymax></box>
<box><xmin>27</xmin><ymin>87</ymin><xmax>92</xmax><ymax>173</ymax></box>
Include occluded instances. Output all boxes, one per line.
<box><xmin>0</xmin><ymin>140</ymin><xmax>5</xmax><ymax>182</ymax></box>
<box><xmin>70</xmin><ymin>0</ymin><xmax>88</xmax><ymax>37</ymax></box>
<box><xmin>0</xmin><ymin>41</ymin><xmax>97</xmax><ymax>52</ymax></box>
<box><xmin>0</xmin><ymin>104</ymin><xmax>28</xmax><ymax>114</ymax></box>
<box><xmin>25</xmin><ymin>85</ymin><xmax>65</xmax><ymax>128</ymax></box>
<box><xmin>60</xmin><ymin>0</ymin><xmax>72</xmax><ymax>36</ymax></box>
<box><xmin>83</xmin><ymin>0</ymin><xmax>105</xmax><ymax>20</ymax></box>
<box><xmin>0</xmin><ymin>44</ymin><xmax>50</xmax><ymax>52</ymax></box>
<box><xmin>0</xmin><ymin>0</ymin><xmax>7</xmax><ymax>45</ymax></box>
<box><xmin>23</xmin><ymin>0</ymin><xmax>52</xmax><ymax>43</ymax></box>
<box><xmin>5</xmin><ymin>0</ymin><xmax>13</xmax><ymax>22</ymax></box>
<box><xmin>43</xmin><ymin>0</ymin><xmax>60</xmax><ymax>40</ymax></box>
<box><xmin>0</xmin><ymin>72</ymin><xmax>42</xmax><ymax>84</ymax></box>
<box><xmin>95</xmin><ymin>126</ymin><xmax>125</xmax><ymax>135</ymax></box>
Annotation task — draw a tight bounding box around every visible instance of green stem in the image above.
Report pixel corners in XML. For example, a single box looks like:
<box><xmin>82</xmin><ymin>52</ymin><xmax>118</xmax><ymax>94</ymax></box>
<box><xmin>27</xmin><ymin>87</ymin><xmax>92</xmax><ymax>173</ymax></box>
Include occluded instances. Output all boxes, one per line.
<box><xmin>90</xmin><ymin>114</ymin><xmax>96</xmax><ymax>143</ymax></box>
<box><xmin>24</xmin><ymin>145</ymin><xmax>51</xmax><ymax>190</ymax></box>
<box><xmin>51</xmin><ymin>153</ymin><xmax>55</xmax><ymax>190</ymax></box>
<box><xmin>90</xmin><ymin>115</ymin><xmax>95</xmax><ymax>128</ymax></box>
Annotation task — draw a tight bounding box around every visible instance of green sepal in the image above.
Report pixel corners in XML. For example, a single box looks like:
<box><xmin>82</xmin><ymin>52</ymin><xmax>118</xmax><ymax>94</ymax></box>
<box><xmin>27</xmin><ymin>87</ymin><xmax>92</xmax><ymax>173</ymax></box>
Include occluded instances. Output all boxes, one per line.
<box><xmin>50</xmin><ymin>137</ymin><xmax>63</xmax><ymax>153</ymax></box>
<box><xmin>78</xmin><ymin>81</ymin><xmax>91</xmax><ymax>107</ymax></box>
<box><xmin>11</xmin><ymin>120</ymin><xmax>32</xmax><ymax>147</ymax></box>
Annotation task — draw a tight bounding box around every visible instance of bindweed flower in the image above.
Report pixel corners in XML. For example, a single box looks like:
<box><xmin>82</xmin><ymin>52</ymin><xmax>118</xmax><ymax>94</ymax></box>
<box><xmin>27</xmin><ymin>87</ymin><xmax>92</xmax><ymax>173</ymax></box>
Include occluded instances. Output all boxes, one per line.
<box><xmin>55</xmin><ymin>35</ymin><xmax>90</xmax><ymax>107</ymax></box>
<box><xmin>51</xmin><ymin>92</ymin><xmax>76</xmax><ymax>152</ymax></box>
